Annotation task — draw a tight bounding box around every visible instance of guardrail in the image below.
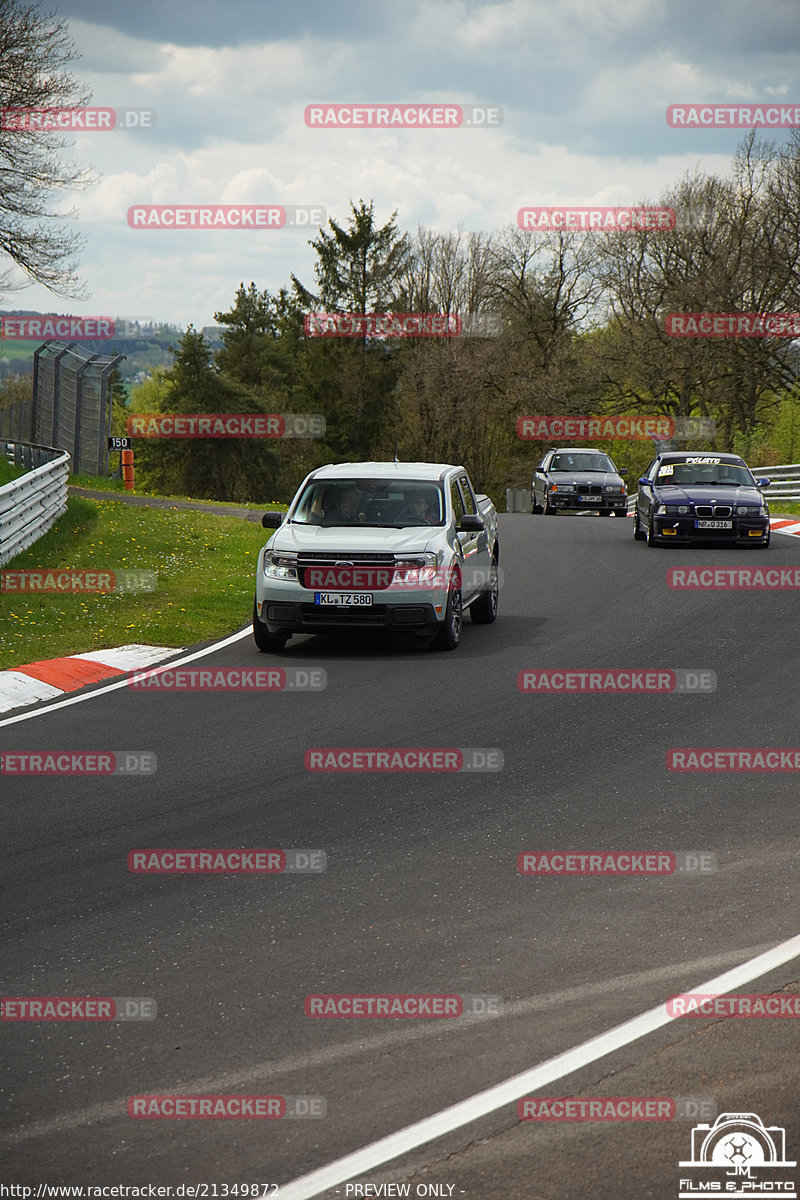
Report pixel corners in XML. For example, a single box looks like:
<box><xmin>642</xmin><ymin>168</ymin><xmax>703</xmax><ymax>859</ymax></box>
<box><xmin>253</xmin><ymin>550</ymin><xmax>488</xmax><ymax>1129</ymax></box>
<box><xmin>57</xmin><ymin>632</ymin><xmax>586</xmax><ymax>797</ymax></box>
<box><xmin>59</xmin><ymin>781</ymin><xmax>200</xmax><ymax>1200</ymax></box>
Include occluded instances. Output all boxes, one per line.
<box><xmin>626</xmin><ymin>463</ymin><xmax>800</xmax><ymax>512</ymax></box>
<box><xmin>0</xmin><ymin>440</ymin><xmax>70</xmax><ymax>566</ymax></box>
<box><xmin>750</xmin><ymin>464</ymin><xmax>800</xmax><ymax>502</ymax></box>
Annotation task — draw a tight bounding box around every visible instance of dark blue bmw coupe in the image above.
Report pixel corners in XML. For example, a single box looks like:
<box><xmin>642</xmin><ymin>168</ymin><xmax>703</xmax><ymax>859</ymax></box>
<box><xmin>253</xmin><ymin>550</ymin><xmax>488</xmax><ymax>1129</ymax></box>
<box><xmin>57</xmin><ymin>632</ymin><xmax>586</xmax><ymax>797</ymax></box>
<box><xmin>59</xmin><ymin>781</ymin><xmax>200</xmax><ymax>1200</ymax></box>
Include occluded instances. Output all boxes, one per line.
<box><xmin>633</xmin><ymin>452</ymin><xmax>771</xmax><ymax>547</ymax></box>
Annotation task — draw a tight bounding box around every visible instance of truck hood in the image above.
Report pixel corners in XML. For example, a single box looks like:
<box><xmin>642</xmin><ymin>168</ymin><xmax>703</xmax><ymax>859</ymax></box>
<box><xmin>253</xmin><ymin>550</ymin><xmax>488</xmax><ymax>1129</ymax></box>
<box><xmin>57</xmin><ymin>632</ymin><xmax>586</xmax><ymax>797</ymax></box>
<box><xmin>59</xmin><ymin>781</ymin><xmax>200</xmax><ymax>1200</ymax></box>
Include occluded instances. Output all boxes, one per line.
<box><xmin>267</xmin><ymin>523</ymin><xmax>439</xmax><ymax>555</ymax></box>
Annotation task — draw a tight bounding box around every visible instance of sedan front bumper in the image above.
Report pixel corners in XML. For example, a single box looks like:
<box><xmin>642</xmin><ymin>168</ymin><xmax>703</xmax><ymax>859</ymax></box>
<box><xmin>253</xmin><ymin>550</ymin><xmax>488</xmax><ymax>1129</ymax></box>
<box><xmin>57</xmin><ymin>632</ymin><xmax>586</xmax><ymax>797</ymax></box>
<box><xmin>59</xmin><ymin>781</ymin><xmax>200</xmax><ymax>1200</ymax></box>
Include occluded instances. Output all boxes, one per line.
<box><xmin>651</xmin><ymin>516</ymin><xmax>770</xmax><ymax>543</ymax></box>
<box><xmin>548</xmin><ymin>495</ymin><xmax>628</xmax><ymax>511</ymax></box>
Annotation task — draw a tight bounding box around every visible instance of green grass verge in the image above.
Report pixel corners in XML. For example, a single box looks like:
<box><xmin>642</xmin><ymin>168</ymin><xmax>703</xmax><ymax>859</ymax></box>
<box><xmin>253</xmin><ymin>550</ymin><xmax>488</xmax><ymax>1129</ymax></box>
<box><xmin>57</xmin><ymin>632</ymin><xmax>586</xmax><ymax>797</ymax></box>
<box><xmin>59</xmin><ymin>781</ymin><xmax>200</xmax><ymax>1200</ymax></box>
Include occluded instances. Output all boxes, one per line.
<box><xmin>771</xmin><ymin>500</ymin><xmax>800</xmax><ymax>517</ymax></box>
<box><xmin>0</xmin><ymin>456</ymin><xmax>27</xmax><ymax>486</ymax></box>
<box><xmin>0</xmin><ymin>496</ymin><xmax>273</xmax><ymax>669</ymax></box>
<box><xmin>69</xmin><ymin>471</ymin><xmax>285</xmax><ymax>510</ymax></box>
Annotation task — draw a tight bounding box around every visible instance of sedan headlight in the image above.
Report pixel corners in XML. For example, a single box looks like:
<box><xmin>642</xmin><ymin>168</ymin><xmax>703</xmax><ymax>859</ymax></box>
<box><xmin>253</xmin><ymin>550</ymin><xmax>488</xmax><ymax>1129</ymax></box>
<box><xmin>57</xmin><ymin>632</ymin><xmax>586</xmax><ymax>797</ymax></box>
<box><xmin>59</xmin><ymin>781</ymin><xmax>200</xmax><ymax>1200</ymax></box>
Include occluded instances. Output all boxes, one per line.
<box><xmin>603</xmin><ymin>483</ymin><xmax>626</xmax><ymax>494</ymax></box>
<box><xmin>551</xmin><ymin>483</ymin><xmax>574</xmax><ymax>492</ymax></box>
<box><xmin>263</xmin><ymin>550</ymin><xmax>298</xmax><ymax>579</ymax></box>
<box><xmin>657</xmin><ymin>504</ymin><xmax>691</xmax><ymax>515</ymax></box>
<box><xmin>736</xmin><ymin>506</ymin><xmax>763</xmax><ymax>516</ymax></box>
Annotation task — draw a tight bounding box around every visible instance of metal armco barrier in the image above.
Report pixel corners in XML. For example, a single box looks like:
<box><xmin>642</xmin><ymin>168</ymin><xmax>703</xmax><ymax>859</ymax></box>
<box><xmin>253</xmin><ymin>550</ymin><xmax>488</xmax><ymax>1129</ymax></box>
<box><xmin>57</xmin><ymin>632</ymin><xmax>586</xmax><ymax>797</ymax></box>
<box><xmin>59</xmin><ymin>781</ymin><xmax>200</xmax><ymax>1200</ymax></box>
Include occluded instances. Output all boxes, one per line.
<box><xmin>506</xmin><ymin>488</ymin><xmax>530</xmax><ymax>512</ymax></box>
<box><xmin>750</xmin><ymin>464</ymin><xmax>800</xmax><ymax>502</ymax></box>
<box><xmin>0</xmin><ymin>440</ymin><xmax>70</xmax><ymax>565</ymax></box>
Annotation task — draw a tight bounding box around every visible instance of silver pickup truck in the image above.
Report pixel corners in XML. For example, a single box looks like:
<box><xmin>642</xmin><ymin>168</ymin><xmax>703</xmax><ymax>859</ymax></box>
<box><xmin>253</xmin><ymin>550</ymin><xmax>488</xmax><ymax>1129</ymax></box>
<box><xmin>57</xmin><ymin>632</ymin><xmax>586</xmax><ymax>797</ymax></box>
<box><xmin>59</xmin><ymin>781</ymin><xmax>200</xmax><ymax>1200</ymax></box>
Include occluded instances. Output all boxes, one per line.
<box><xmin>253</xmin><ymin>461</ymin><xmax>499</xmax><ymax>651</ymax></box>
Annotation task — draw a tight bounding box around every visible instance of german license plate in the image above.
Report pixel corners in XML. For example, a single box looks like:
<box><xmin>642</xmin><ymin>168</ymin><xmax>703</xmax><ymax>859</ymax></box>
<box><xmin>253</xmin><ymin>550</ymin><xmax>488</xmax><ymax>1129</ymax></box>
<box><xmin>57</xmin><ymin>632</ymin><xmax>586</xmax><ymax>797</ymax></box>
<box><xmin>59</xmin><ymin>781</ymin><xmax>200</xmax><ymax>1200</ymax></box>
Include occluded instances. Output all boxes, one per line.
<box><xmin>695</xmin><ymin>519</ymin><xmax>732</xmax><ymax>529</ymax></box>
<box><xmin>315</xmin><ymin>592</ymin><xmax>373</xmax><ymax>606</ymax></box>
<box><xmin>578</xmin><ymin>496</ymin><xmax>598</xmax><ymax>503</ymax></box>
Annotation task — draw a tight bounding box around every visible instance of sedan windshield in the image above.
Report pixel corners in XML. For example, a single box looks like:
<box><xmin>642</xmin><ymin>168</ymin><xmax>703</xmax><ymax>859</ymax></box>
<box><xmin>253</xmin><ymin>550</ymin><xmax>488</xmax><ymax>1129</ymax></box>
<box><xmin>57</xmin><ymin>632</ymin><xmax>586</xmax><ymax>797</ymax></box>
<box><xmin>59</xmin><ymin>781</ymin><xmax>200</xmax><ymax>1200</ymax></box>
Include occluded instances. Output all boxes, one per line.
<box><xmin>550</xmin><ymin>453</ymin><xmax>617</xmax><ymax>472</ymax></box>
<box><xmin>655</xmin><ymin>463</ymin><xmax>754</xmax><ymax>487</ymax></box>
<box><xmin>291</xmin><ymin>479</ymin><xmax>445</xmax><ymax>527</ymax></box>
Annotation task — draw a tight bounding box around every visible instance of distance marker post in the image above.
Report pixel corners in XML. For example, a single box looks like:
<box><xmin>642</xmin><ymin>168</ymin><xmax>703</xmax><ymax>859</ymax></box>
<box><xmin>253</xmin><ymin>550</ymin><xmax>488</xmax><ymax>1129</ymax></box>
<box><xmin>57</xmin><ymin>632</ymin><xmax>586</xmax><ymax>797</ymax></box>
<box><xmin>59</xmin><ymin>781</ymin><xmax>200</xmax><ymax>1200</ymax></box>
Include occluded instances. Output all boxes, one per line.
<box><xmin>108</xmin><ymin>436</ymin><xmax>134</xmax><ymax>490</ymax></box>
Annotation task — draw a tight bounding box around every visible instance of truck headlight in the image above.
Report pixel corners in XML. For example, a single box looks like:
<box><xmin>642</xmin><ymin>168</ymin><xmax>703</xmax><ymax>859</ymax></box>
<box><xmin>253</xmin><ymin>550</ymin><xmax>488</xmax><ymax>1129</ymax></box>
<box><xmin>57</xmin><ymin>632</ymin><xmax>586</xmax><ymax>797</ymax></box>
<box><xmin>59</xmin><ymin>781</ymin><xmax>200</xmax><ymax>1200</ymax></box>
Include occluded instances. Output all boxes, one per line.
<box><xmin>392</xmin><ymin>553</ymin><xmax>439</xmax><ymax>587</ymax></box>
<box><xmin>263</xmin><ymin>551</ymin><xmax>298</xmax><ymax>580</ymax></box>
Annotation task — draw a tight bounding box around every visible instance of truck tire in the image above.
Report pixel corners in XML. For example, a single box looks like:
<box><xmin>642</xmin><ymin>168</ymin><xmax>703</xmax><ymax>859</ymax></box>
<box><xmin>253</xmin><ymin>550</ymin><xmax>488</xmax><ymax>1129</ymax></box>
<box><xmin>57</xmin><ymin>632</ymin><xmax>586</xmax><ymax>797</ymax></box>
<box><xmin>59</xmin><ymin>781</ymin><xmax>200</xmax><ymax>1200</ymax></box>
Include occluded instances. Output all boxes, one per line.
<box><xmin>432</xmin><ymin>576</ymin><xmax>462</xmax><ymax>650</ymax></box>
<box><xmin>252</xmin><ymin>598</ymin><xmax>288</xmax><ymax>652</ymax></box>
<box><xmin>470</xmin><ymin>556</ymin><xmax>498</xmax><ymax>624</ymax></box>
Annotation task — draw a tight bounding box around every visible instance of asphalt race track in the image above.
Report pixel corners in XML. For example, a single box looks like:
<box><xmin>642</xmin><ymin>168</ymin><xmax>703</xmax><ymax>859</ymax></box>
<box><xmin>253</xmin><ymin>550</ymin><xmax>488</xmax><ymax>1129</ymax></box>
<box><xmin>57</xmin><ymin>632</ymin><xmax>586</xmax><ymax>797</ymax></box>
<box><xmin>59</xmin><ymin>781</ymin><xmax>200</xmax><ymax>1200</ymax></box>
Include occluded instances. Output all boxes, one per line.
<box><xmin>2</xmin><ymin>513</ymin><xmax>799</xmax><ymax>1198</ymax></box>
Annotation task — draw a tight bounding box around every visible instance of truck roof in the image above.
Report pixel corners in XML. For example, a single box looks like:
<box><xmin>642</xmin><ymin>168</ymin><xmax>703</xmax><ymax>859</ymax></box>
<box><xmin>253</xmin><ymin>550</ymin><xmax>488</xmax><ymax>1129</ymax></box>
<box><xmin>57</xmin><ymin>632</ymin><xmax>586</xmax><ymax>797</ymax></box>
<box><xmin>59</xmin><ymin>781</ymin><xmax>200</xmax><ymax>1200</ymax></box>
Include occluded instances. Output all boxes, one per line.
<box><xmin>308</xmin><ymin>461</ymin><xmax>464</xmax><ymax>482</ymax></box>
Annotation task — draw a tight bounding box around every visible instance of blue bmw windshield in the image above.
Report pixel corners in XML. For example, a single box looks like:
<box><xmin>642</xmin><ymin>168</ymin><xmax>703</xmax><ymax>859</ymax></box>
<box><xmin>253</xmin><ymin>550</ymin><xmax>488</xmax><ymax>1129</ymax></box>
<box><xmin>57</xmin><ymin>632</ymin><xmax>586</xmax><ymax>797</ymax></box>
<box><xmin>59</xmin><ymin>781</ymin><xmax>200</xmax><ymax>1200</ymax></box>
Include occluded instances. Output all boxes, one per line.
<box><xmin>656</xmin><ymin>462</ymin><xmax>754</xmax><ymax>487</ymax></box>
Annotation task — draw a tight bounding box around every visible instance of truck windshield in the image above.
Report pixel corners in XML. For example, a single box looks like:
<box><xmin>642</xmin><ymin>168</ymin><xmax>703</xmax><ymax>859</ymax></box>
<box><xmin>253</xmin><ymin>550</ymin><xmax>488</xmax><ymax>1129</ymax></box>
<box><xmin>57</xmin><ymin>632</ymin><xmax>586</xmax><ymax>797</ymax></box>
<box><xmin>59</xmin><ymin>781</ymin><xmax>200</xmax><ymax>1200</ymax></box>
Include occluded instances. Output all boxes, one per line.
<box><xmin>291</xmin><ymin>480</ymin><xmax>446</xmax><ymax>527</ymax></box>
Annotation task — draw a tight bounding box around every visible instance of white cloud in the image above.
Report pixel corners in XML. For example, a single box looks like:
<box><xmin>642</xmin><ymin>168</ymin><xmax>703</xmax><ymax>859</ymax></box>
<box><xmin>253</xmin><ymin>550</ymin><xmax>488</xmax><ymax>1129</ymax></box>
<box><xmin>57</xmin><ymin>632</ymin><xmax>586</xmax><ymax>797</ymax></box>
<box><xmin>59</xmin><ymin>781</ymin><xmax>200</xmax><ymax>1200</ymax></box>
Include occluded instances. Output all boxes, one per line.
<box><xmin>9</xmin><ymin>0</ymin><xmax>796</xmax><ymax>323</ymax></box>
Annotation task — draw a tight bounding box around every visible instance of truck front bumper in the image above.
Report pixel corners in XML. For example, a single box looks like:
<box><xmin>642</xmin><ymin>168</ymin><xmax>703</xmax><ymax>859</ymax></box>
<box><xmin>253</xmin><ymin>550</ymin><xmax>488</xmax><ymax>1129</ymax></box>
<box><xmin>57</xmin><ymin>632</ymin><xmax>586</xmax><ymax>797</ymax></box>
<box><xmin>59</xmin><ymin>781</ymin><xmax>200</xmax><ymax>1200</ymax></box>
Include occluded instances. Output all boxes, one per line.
<box><xmin>257</xmin><ymin>598</ymin><xmax>441</xmax><ymax>635</ymax></box>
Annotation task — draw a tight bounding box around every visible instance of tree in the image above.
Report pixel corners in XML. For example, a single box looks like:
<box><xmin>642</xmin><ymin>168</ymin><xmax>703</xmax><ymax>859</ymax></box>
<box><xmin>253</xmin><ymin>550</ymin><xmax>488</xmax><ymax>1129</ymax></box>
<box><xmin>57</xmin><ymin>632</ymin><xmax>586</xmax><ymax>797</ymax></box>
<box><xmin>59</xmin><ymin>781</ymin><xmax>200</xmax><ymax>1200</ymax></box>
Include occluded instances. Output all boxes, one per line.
<box><xmin>214</xmin><ymin>281</ymin><xmax>305</xmax><ymax>398</ymax></box>
<box><xmin>292</xmin><ymin>200</ymin><xmax>410</xmax><ymax>457</ymax></box>
<box><xmin>0</xmin><ymin>0</ymin><xmax>93</xmax><ymax>298</ymax></box>
<box><xmin>394</xmin><ymin>227</ymin><xmax>514</xmax><ymax>491</ymax></box>
<box><xmin>214</xmin><ymin>282</ymin><xmax>320</xmax><ymax>496</ymax></box>
<box><xmin>292</xmin><ymin>199</ymin><xmax>410</xmax><ymax>317</ymax></box>
<box><xmin>134</xmin><ymin>327</ymin><xmax>279</xmax><ymax>503</ymax></box>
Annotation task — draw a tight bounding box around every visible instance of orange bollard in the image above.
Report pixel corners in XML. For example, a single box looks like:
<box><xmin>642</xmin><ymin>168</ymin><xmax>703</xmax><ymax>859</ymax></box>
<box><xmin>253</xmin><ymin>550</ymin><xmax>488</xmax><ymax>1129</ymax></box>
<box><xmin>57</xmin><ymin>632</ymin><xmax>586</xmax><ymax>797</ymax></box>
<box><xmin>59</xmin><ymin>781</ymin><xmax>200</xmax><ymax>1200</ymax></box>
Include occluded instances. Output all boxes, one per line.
<box><xmin>121</xmin><ymin>447</ymin><xmax>134</xmax><ymax>491</ymax></box>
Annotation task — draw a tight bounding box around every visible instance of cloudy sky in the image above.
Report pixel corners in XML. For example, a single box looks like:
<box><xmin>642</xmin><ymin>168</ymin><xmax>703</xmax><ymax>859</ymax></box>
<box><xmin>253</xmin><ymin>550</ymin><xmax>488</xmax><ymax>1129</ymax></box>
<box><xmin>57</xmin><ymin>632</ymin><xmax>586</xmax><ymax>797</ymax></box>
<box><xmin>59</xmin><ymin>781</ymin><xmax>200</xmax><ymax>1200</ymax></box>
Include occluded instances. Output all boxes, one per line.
<box><xmin>12</xmin><ymin>0</ymin><xmax>800</xmax><ymax>326</ymax></box>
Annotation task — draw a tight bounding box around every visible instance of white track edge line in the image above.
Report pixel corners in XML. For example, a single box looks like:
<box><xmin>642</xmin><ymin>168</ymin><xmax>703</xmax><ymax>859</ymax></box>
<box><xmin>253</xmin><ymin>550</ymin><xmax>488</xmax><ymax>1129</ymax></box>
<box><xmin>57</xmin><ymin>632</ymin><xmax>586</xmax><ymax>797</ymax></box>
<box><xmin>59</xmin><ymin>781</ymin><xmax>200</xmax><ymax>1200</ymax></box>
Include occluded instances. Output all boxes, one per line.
<box><xmin>0</xmin><ymin>627</ymin><xmax>251</xmax><ymax>728</ymax></box>
<box><xmin>274</xmin><ymin>931</ymin><xmax>800</xmax><ymax>1199</ymax></box>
